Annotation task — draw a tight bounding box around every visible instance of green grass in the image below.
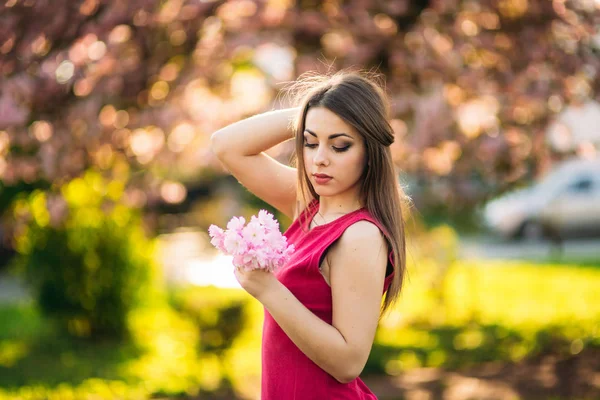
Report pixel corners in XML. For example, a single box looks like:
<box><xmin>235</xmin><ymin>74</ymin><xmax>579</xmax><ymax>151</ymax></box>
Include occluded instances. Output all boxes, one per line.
<box><xmin>530</xmin><ymin>255</ymin><xmax>600</xmax><ymax>268</ymax></box>
<box><xmin>1</xmin><ymin>259</ymin><xmax>600</xmax><ymax>399</ymax></box>
<box><xmin>371</xmin><ymin>261</ymin><xmax>600</xmax><ymax>375</ymax></box>
<box><xmin>0</xmin><ymin>324</ymin><xmax>142</xmax><ymax>387</ymax></box>
<box><xmin>0</xmin><ymin>288</ymin><xmax>264</xmax><ymax>400</ymax></box>
<box><xmin>0</xmin><ymin>303</ymin><xmax>227</xmax><ymax>399</ymax></box>
<box><xmin>0</xmin><ymin>305</ymin><xmax>49</xmax><ymax>341</ymax></box>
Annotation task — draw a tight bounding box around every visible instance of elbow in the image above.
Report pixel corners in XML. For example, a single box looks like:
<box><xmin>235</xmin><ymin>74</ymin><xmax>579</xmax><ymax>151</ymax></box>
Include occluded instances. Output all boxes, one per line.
<box><xmin>334</xmin><ymin>370</ymin><xmax>360</xmax><ymax>385</ymax></box>
<box><xmin>332</xmin><ymin>359</ymin><xmax>364</xmax><ymax>384</ymax></box>
<box><xmin>209</xmin><ymin>130</ymin><xmax>225</xmax><ymax>158</ymax></box>
<box><xmin>335</xmin><ymin>374</ymin><xmax>358</xmax><ymax>385</ymax></box>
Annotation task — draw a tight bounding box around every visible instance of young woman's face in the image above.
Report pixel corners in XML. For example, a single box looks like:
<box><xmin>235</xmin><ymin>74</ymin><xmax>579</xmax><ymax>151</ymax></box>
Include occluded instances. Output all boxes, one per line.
<box><xmin>302</xmin><ymin>107</ymin><xmax>367</xmax><ymax>199</ymax></box>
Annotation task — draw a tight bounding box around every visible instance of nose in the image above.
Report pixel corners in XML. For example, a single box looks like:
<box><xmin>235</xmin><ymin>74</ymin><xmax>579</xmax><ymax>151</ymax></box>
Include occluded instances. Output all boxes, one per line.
<box><xmin>313</xmin><ymin>144</ymin><xmax>329</xmax><ymax>166</ymax></box>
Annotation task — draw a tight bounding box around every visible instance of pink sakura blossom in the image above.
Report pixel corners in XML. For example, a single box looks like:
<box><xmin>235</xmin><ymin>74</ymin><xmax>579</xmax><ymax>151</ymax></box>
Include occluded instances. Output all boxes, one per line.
<box><xmin>256</xmin><ymin>209</ymin><xmax>279</xmax><ymax>231</ymax></box>
<box><xmin>242</xmin><ymin>219</ymin><xmax>266</xmax><ymax>247</ymax></box>
<box><xmin>208</xmin><ymin>225</ymin><xmax>225</xmax><ymax>249</ymax></box>
<box><xmin>208</xmin><ymin>210</ymin><xmax>294</xmax><ymax>272</ymax></box>
<box><xmin>223</xmin><ymin>229</ymin><xmax>248</xmax><ymax>254</ymax></box>
<box><xmin>226</xmin><ymin>216</ymin><xmax>246</xmax><ymax>233</ymax></box>
<box><xmin>265</xmin><ymin>230</ymin><xmax>288</xmax><ymax>249</ymax></box>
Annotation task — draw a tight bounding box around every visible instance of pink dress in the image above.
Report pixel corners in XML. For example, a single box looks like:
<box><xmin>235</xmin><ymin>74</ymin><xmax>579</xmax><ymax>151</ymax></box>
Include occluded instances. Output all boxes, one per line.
<box><xmin>261</xmin><ymin>199</ymin><xmax>395</xmax><ymax>399</ymax></box>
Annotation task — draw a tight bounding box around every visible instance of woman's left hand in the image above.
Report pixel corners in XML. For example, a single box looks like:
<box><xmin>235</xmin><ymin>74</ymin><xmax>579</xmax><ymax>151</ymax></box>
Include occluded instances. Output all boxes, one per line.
<box><xmin>233</xmin><ymin>266</ymin><xmax>279</xmax><ymax>301</ymax></box>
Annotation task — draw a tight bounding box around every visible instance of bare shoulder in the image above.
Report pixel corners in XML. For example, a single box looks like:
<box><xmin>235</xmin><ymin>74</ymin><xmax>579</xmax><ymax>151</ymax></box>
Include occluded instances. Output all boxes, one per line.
<box><xmin>327</xmin><ymin>220</ymin><xmax>388</xmax><ymax>273</ymax></box>
<box><xmin>337</xmin><ymin>220</ymin><xmax>387</xmax><ymax>252</ymax></box>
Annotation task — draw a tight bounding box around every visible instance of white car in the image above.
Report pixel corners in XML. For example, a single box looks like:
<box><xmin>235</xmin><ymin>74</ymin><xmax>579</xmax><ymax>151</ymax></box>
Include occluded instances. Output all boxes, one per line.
<box><xmin>482</xmin><ymin>157</ymin><xmax>600</xmax><ymax>240</ymax></box>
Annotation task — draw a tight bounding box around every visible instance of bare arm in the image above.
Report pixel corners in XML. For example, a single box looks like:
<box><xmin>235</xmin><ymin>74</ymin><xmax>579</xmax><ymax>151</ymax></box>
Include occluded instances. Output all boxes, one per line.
<box><xmin>211</xmin><ymin>108</ymin><xmax>298</xmax><ymax>157</ymax></box>
<box><xmin>238</xmin><ymin>221</ymin><xmax>388</xmax><ymax>383</ymax></box>
<box><xmin>210</xmin><ymin>108</ymin><xmax>305</xmax><ymax>218</ymax></box>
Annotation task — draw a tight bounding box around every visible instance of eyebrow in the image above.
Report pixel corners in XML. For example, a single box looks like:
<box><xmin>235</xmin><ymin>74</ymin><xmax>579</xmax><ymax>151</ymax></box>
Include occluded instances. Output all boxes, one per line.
<box><xmin>304</xmin><ymin>129</ymin><xmax>354</xmax><ymax>140</ymax></box>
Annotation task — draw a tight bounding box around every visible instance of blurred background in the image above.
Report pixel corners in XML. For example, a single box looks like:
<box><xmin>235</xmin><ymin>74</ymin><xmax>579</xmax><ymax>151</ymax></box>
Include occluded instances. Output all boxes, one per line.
<box><xmin>0</xmin><ymin>0</ymin><xmax>599</xmax><ymax>399</ymax></box>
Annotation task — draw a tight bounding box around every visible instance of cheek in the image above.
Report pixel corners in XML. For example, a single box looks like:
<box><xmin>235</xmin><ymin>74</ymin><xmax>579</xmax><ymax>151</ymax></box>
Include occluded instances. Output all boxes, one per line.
<box><xmin>335</xmin><ymin>154</ymin><xmax>365</xmax><ymax>182</ymax></box>
<box><xmin>348</xmin><ymin>152</ymin><xmax>367</xmax><ymax>174</ymax></box>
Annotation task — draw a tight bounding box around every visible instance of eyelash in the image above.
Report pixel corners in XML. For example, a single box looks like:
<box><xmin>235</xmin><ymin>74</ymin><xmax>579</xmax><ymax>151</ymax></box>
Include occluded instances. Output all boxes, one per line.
<box><xmin>303</xmin><ymin>143</ymin><xmax>350</xmax><ymax>153</ymax></box>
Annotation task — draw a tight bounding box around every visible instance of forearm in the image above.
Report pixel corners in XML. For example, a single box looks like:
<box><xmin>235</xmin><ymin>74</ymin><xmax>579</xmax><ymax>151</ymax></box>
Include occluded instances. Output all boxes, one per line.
<box><xmin>259</xmin><ymin>282</ymin><xmax>359</xmax><ymax>383</ymax></box>
<box><xmin>210</xmin><ymin>107</ymin><xmax>299</xmax><ymax>157</ymax></box>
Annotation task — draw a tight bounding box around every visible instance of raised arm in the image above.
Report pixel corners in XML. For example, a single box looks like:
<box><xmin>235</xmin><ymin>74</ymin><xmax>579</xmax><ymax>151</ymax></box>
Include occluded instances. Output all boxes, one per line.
<box><xmin>210</xmin><ymin>108</ymin><xmax>304</xmax><ymax>219</ymax></box>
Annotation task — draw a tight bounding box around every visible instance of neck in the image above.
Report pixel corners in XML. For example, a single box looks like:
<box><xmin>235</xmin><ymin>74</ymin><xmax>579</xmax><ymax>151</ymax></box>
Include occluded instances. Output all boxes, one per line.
<box><xmin>317</xmin><ymin>194</ymin><xmax>363</xmax><ymax>217</ymax></box>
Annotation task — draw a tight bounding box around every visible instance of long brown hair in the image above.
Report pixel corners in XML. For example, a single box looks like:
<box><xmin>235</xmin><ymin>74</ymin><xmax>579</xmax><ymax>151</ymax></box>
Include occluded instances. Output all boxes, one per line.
<box><xmin>283</xmin><ymin>68</ymin><xmax>408</xmax><ymax>315</ymax></box>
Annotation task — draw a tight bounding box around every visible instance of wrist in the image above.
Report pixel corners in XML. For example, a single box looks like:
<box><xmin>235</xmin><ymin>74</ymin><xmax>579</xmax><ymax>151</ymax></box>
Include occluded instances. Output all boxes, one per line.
<box><xmin>256</xmin><ymin>276</ymin><xmax>283</xmax><ymax>305</ymax></box>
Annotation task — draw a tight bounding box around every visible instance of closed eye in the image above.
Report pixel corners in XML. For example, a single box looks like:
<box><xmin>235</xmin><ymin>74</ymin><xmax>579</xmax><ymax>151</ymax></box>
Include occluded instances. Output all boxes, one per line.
<box><xmin>332</xmin><ymin>145</ymin><xmax>350</xmax><ymax>153</ymax></box>
<box><xmin>303</xmin><ymin>142</ymin><xmax>350</xmax><ymax>153</ymax></box>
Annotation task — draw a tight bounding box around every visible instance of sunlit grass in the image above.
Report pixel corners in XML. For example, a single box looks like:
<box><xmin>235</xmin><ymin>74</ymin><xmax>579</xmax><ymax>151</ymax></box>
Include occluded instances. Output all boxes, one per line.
<box><xmin>0</xmin><ymin>299</ymin><xmax>256</xmax><ymax>400</ymax></box>
<box><xmin>449</xmin><ymin>261</ymin><xmax>600</xmax><ymax>326</ymax></box>
<box><xmin>1</xmin><ymin>258</ymin><xmax>599</xmax><ymax>399</ymax></box>
<box><xmin>373</xmin><ymin>260</ymin><xmax>600</xmax><ymax>374</ymax></box>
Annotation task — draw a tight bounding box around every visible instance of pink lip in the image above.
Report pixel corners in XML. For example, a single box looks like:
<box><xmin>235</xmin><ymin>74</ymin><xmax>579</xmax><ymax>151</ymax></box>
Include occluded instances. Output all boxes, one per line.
<box><xmin>313</xmin><ymin>174</ymin><xmax>332</xmax><ymax>185</ymax></box>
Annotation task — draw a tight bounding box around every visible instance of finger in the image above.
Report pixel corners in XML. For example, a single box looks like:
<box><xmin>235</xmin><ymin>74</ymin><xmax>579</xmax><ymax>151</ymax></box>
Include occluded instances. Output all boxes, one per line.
<box><xmin>234</xmin><ymin>266</ymin><xmax>247</xmax><ymax>280</ymax></box>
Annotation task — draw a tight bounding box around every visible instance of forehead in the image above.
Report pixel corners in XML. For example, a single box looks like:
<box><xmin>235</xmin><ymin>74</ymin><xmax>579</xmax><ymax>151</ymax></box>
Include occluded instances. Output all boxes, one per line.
<box><xmin>304</xmin><ymin>107</ymin><xmax>357</xmax><ymax>138</ymax></box>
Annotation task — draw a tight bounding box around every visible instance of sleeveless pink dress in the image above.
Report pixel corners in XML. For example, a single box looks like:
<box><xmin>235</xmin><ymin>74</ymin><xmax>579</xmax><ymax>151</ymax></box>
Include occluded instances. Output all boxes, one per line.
<box><xmin>261</xmin><ymin>199</ymin><xmax>395</xmax><ymax>399</ymax></box>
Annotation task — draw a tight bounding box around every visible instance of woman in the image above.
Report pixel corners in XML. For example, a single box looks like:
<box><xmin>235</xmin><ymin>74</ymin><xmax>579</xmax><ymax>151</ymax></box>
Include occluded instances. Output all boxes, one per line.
<box><xmin>210</xmin><ymin>69</ymin><xmax>408</xmax><ymax>399</ymax></box>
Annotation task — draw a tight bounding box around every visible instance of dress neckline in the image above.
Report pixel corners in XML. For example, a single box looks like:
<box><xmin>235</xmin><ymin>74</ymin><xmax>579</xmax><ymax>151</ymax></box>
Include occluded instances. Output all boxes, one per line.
<box><xmin>305</xmin><ymin>199</ymin><xmax>366</xmax><ymax>233</ymax></box>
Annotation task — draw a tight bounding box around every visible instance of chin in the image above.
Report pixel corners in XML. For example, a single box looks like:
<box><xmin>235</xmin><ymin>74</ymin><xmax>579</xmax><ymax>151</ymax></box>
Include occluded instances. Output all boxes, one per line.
<box><xmin>314</xmin><ymin>187</ymin><xmax>341</xmax><ymax>197</ymax></box>
<box><xmin>310</xmin><ymin>185</ymin><xmax>328</xmax><ymax>196</ymax></box>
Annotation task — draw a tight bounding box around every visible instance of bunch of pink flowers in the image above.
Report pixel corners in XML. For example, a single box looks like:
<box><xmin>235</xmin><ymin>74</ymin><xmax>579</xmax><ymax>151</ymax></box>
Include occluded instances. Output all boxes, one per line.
<box><xmin>208</xmin><ymin>210</ymin><xmax>295</xmax><ymax>272</ymax></box>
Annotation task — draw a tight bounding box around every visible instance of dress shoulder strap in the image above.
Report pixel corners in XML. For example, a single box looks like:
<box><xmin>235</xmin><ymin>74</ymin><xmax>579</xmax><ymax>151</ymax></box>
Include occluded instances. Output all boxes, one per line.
<box><xmin>313</xmin><ymin>208</ymin><xmax>396</xmax><ymax>278</ymax></box>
